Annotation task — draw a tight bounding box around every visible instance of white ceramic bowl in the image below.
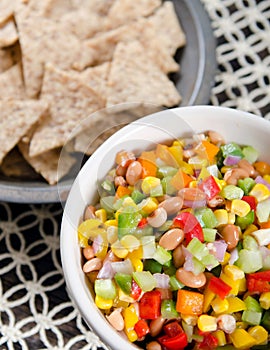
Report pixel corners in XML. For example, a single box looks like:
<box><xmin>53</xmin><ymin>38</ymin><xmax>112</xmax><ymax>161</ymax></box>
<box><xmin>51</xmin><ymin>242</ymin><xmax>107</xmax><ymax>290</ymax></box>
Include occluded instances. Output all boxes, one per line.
<box><xmin>60</xmin><ymin>106</ymin><xmax>270</xmax><ymax>350</ymax></box>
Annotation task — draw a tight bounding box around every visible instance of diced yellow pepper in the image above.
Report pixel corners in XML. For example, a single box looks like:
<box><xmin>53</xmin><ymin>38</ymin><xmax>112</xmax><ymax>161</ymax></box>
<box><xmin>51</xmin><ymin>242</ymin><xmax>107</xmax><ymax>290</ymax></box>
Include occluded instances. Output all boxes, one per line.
<box><xmin>212</xmin><ymin>330</ymin><xmax>226</xmax><ymax>346</ymax></box>
<box><xmin>220</xmin><ymin>272</ymin><xmax>240</xmax><ymax>295</ymax></box>
<box><xmin>211</xmin><ymin>296</ymin><xmax>229</xmax><ymax>315</ymax></box>
<box><xmin>177</xmin><ymin>160</ymin><xmax>194</xmax><ymax>175</ymax></box>
<box><xmin>95</xmin><ymin>209</ymin><xmax>107</xmax><ymax>223</ymax></box>
<box><xmin>95</xmin><ymin>295</ymin><xmax>113</xmax><ymax>310</ymax></box>
<box><xmin>188</xmin><ymin>180</ymin><xmax>198</xmax><ymax>188</ymax></box>
<box><xmin>197</xmin><ymin>315</ymin><xmax>217</xmax><ymax>332</ymax></box>
<box><xmin>230</xmin><ymin>199</ymin><xmax>250</xmax><ymax>217</ymax></box>
<box><xmin>203</xmin><ymin>285</ymin><xmax>216</xmax><ymax>313</ymax></box>
<box><xmin>229</xmin><ymin>328</ymin><xmax>257</xmax><ymax>349</ymax></box>
<box><xmin>221</xmin><ymin>252</ymin><xmax>231</xmax><ymax>266</ymax></box>
<box><xmin>248</xmin><ymin>325</ymin><xmax>268</xmax><ymax>345</ymax></box>
<box><xmin>238</xmin><ymin>277</ymin><xmax>247</xmax><ymax>293</ymax></box>
<box><xmin>141</xmin><ymin>176</ymin><xmax>161</xmax><ymax>194</ymax></box>
<box><xmin>168</xmin><ymin>144</ymin><xmax>183</xmax><ymax>165</ymax></box>
<box><xmin>224</xmin><ymin>265</ymin><xmax>245</xmax><ymax>280</ymax></box>
<box><xmin>250</xmin><ymin>183</ymin><xmax>270</xmax><ymax>202</ymax></box>
<box><xmin>127</xmin><ymin>245</ymin><xmax>144</xmax><ymax>271</ymax></box>
<box><xmin>226</xmin><ymin>296</ymin><xmax>247</xmax><ymax>313</ymax></box>
<box><xmin>123</xmin><ymin>304</ymin><xmax>139</xmax><ymax>342</ymax></box>
<box><xmin>126</xmin><ymin>329</ymin><xmax>138</xmax><ymax>342</ymax></box>
<box><xmin>243</xmin><ymin>224</ymin><xmax>259</xmax><ymax>235</ymax></box>
<box><xmin>215</xmin><ymin>178</ymin><xmax>226</xmax><ymax>190</ymax></box>
<box><xmin>214</xmin><ymin>209</ymin><xmax>228</xmax><ymax>226</ymax></box>
<box><xmin>104</xmin><ymin>219</ymin><xmax>118</xmax><ymax>227</ymax></box>
<box><xmin>259</xmin><ymin>292</ymin><xmax>270</xmax><ymax>310</ymax></box>
<box><xmin>138</xmin><ymin>197</ymin><xmax>158</xmax><ymax>215</ymax></box>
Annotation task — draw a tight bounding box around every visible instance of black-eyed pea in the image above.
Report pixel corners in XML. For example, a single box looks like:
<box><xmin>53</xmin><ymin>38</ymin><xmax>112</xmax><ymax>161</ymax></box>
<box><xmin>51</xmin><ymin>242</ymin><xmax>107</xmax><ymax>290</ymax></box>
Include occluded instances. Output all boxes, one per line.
<box><xmin>114</xmin><ymin>176</ymin><xmax>127</xmax><ymax>188</ymax></box>
<box><xmin>208</xmin><ymin>130</ymin><xmax>225</xmax><ymax>145</ymax></box>
<box><xmin>172</xmin><ymin>244</ymin><xmax>185</xmax><ymax>268</ymax></box>
<box><xmin>126</xmin><ymin>161</ymin><xmax>142</xmax><ymax>186</ymax></box>
<box><xmin>176</xmin><ymin>268</ymin><xmax>206</xmax><ymax>288</ymax></box>
<box><xmin>106</xmin><ymin>308</ymin><xmax>124</xmax><ymax>331</ymax></box>
<box><xmin>146</xmin><ymin>341</ymin><xmax>162</xmax><ymax>350</ymax></box>
<box><xmin>147</xmin><ymin>207</ymin><xmax>167</xmax><ymax>228</ymax></box>
<box><xmin>238</xmin><ymin>158</ymin><xmax>256</xmax><ymax>177</ymax></box>
<box><xmin>82</xmin><ymin>257</ymin><xmax>102</xmax><ymax>273</ymax></box>
<box><xmin>224</xmin><ymin>168</ymin><xmax>249</xmax><ymax>185</ymax></box>
<box><xmin>115</xmin><ymin>150</ymin><xmax>136</xmax><ymax>167</ymax></box>
<box><xmin>158</xmin><ymin>196</ymin><xmax>183</xmax><ymax>216</ymax></box>
<box><xmin>149</xmin><ymin>316</ymin><xmax>165</xmax><ymax>337</ymax></box>
<box><xmin>159</xmin><ymin>228</ymin><xmax>184</xmax><ymax>250</ymax></box>
<box><xmin>220</xmin><ymin>224</ymin><xmax>240</xmax><ymax>250</ymax></box>
<box><xmin>207</xmin><ymin>195</ymin><xmax>225</xmax><ymax>208</ymax></box>
<box><xmin>82</xmin><ymin>246</ymin><xmax>95</xmax><ymax>260</ymax></box>
<box><xmin>116</xmin><ymin>164</ymin><xmax>127</xmax><ymax>177</ymax></box>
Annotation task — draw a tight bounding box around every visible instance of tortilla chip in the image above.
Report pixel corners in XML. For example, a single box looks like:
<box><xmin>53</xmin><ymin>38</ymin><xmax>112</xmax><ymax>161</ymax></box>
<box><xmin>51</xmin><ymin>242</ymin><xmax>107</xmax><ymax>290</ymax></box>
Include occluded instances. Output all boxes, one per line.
<box><xmin>148</xmin><ymin>1</ymin><xmax>186</xmax><ymax>56</ymax></box>
<box><xmin>0</xmin><ymin>99</ymin><xmax>48</xmax><ymax>164</ymax></box>
<box><xmin>18</xmin><ymin>141</ymin><xmax>76</xmax><ymax>185</ymax></box>
<box><xmin>71</xmin><ymin>0</ymin><xmax>115</xmax><ymax>16</ymax></box>
<box><xmin>29</xmin><ymin>63</ymin><xmax>105</xmax><ymax>157</ymax></box>
<box><xmin>15</xmin><ymin>10</ymin><xmax>97</xmax><ymax>97</ymax></box>
<box><xmin>85</xmin><ymin>19</ymin><xmax>178</xmax><ymax>73</ymax></box>
<box><xmin>0</xmin><ymin>20</ymin><xmax>18</xmax><ymax>48</ymax></box>
<box><xmin>0</xmin><ymin>48</ymin><xmax>13</xmax><ymax>73</ymax></box>
<box><xmin>106</xmin><ymin>0</ymin><xmax>161</xmax><ymax>29</ymax></box>
<box><xmin>0</xmin><ymin>64</ymin><xmax>26</xmax><ymax>100</ymax></box>
<box><xmin>0</xmin><ymin>0</ymin><xmax>15</xmax><ymax>25</ymax></box>
<box><xmin>106</xmin><ymin>41</ymin><xmax>181</xmax><ymax>110</ymax></box>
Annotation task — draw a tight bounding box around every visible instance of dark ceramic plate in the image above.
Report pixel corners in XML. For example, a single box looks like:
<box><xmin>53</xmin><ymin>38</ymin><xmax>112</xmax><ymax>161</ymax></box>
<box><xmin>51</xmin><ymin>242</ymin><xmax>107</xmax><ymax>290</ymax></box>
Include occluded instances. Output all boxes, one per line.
<box><xmin>0</xmin><ymin>0</ymin><xmax>216</xmax><ymax>203</ymax></box>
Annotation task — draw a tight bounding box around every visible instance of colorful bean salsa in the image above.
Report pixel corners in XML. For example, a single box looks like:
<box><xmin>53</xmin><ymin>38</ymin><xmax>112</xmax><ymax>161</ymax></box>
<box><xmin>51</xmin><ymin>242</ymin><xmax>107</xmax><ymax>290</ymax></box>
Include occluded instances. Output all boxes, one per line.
<box><xmin>78</xmin><ymin>130</ymin><xmax>270</xmax><ymax>350</ymax></box>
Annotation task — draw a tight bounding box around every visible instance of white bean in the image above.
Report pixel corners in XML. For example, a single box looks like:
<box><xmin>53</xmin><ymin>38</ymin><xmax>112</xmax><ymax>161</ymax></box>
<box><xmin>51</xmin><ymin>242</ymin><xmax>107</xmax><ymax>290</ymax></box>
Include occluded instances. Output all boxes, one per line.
<box><xmin>147</xmin><ymin>207</ymin><xmax>167</xmax><ymax>228</ymax></box>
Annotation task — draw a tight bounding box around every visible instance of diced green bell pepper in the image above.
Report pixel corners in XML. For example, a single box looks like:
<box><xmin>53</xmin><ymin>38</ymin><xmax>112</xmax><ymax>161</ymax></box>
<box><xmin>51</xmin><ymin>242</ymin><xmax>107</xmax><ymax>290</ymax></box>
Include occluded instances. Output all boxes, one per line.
<box><xmin>161</xmin><ymin>299</ymin><xmax>179</xmax><ymax>319</ymax></box>
<box><xmin>221</xmin><ymin>142</ymin><xmax>243</xmax><ymax>158</ymax></box>
<box><xmin>236</xmin><ymin>210</ymin><xmax>255</xmax><ymax>230</ymax></box>
<box><xmin>131</xmin><ymin>189</ymin><xmax>146</xmax><ymax>204</ymax></box>
<box><xmin>237</xmin><ymin>178</ymin><xmax>256</xmax><ymax>195</ymax></box>
<box><xmin>118</xmin><ymin>210</ymin><xmax>142</xmax><ymax>239</ymax></box>
<box><xmin>143</xmin><ymin>259</ymin><xmax>162</xmax><ymax>274</ymax></box>
<box><xmin>94</xmin><ymin>279</ymin><xmax>117</xmax><ymax>300</ymax></box>
<box><xmin>236</xmin><ymin>249</ymin><xmax>263</xmax><ymax>273</ymax></box>
<box><xmin>242</xmin><ymin>145</ymin><xmax>259</xmax><ymax>164</ymax></box>
<box><xmin>195</xmin><ymin>208</ymin><xmax>218</xmax><ymax>229</ymax></box>
<box><xmin>114</xmin><ymin>273</ymin><xmax>132</xmax><ymax>295</ymax></box>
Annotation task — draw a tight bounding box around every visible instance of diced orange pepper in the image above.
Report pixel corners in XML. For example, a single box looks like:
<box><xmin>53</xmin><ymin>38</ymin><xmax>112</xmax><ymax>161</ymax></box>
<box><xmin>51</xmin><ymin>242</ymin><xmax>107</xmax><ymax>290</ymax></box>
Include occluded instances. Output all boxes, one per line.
<box><xmin>195</xmin><ymin>140</ymin><xmax>220</xmax><ymax>162</ymax></box>
<box><xmin>176</xmin><ymin>289</ymin><xmax>204</xmax><ymax>315</ymax></box>
<box><xmin>156</xmin><ymin>144</ymin><xmax>178</xmax><ymax>167</ymax></box>
<box><xmin>170</xmin><ymin>169</ymin><xmax>193</xmax><ymax>190</ymax></box>
<box><xmin>254</xmin><ymin>161</ymin><xmax>270</xmax><ymax>176</ymax></box>
<box><xmin>116</xmin><ymin>185</ymin><xmax>131</xmax><ymax>198</ymax></box>
<box><xmin>138</xmin><ymin>154</ymin><xmax>157</xmax><ymax>178</ymax></box>
<box><xmin>260</xmin><ymin>220</ymin><xmax>270</xmax><ymax>229</ymax></box>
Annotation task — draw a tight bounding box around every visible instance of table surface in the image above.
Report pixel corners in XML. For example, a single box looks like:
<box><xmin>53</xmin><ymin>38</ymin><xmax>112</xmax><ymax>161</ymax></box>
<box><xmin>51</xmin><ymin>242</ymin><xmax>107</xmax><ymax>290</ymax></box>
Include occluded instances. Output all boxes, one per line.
<box><xmin>1</xmin><ymin>0</ymin><xmax>270</xmax><ymax>349</ymax></box>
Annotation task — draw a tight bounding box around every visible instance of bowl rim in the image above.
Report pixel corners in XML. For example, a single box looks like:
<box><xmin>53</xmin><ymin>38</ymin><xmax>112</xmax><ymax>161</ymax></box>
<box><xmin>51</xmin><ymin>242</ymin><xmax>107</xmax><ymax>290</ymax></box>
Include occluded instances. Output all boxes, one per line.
<box><xmin>60</xmin><ymin>105</ymin><xmax>270</xmax><ymax>350</ymax></box>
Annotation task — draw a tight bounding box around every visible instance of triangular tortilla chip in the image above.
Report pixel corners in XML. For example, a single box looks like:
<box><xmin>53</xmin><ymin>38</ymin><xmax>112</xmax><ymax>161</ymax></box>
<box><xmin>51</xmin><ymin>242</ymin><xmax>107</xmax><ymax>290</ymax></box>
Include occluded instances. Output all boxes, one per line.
<box><xmin>71</xmin><ymin>0</ymin><xmax>115</xmax><ymax>16</ymax></box>
<box><xmin>0</xmin><ymin>0</ymin><xmax>15</xmax><ymax>25</ymax></box>
<box><xmin>0</xmin><ymin>64</ymin><xmax>26</xmax><ymax>100</ymax></box>
<box><xmin>0</xmin><ymin>48</ymin><xmax>13</xmax><ymax>73</ymax></box>
<box><xmin>106</xmin><ymin>41</ymin><xmax>181</xmax><ymax>109</ymax></box>
<box><xmin>0</xmin><ymin>99</ymin><xmax>48</xmax><ymax>164</ymax></box>
<box><xmin>29</xmin><ymin>63</ymin><xmax>105</xmax><ymax>157</ymax></box>
<box><xmin>106</xmin><ymin>0</ymin><xmax>161</xmax><ymax>29</ymax></box>
<box><xmin>0</xmin><ymin>20</ymin><xmax>18</xmax><ymax>48</ymax></box>
<box><xmin>148</xmin><ymin>1</ymin><xmax>186</xmax><ymax>56</ymax></box>
<box><xmin>18</xmin><ymin>141</ymin><xmax>76</xmax><ymax>185</ymax></box>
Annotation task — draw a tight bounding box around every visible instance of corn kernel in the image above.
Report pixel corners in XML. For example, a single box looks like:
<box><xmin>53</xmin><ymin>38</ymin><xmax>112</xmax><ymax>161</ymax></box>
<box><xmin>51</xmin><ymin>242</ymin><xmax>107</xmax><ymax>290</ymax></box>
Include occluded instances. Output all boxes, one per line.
<box><xmin>95</xmin><ymin>295</ymin><xmax>113</xmax><ymax>310</ymax></box>
<box><xmin>211</xmin><ymin>296</ymin><xmax>229</xmax><ymax>315</ymax></box>
<box><xmin>141</xmin><ymin>176</ymin><xmax>161</xmax><ymax>194</ymax></box>
<box><xmin>221</xmin><ymin>252</ymin><xmax>231</xmax><ymax>266</ymax></box>
<box><xmin>197</xmin><ymin>315</ymin><xmax>217</xmax><ymax>332</ymax></box>
<box><xmin>123</xmin><ymin>304</ymin><xmax>139</xmax><ymax>331</ymax></box>
<box><xmin>188</xmin><ymin>180</ymin><xmax>198</xmax><ymax>188</ymax></box>
<box><xmin>181</xmin><ymin>314</ymin><xmax>198</xmax><ymax>326</ymax></box>
<box><xmin>122</xmin><ymin>197</ymin><xmax>137</xmax><ymax>208</ymax></box>
<box><xmin>126</xmin><ymin>329</ymin><xmax>138</xmax><ymax>342</ymax></box>
<box><xmin>220</xmin><ymin>272</ymin><xmax>240</xmax><ymax>295</ymax></box>
<box><xmin>105</xmin><ymin>219</ymin><xmax>117</xmax><ymax>227</ymax></box>
<box><xmin>231</xmin><ymin>199</ymin><xmax>250</xmax><ymax>217</ymax></box>
<box><xmin>120</xmin><ymin>235</ymin><xmax>140</xmax><ymax>252</ymax></box>
<box><xmin>263</xmin><ymin>174</ymin><xmax>270</xmax><ymax>183</ymax></box>
<box><xmin>243</xmin><ymin>224</ymin><xmax>258</xmax><ymax>235</ymax></box>
<box><xmin>259</xmin><ymin>292</ymin><xmax>270</xmax><ymax>310</ymax></box>
<box><xmin>118</xmin><ymin>289</ymin><xmax>135</xmax><ymax>303</ymax></box>
<box><xmin>106</xmin><ymin>226</ymin><xmax>118</xmax><ymax>244</ymax></box>
<box><xmin>95</xmin><ymin>209</ymin><xmax>107</xmax><ymax>223</ymax></box>
<box><xmin>226</xmin><ymin>297</ymin><xmax>247</xmax><ymax>313</ymax></box>
<box><xmin>224</xmin><ymin>265</ymin><xmax>245</xmax><ymax>280</ymax></box>
<box><xmin>138</xmin><ymin>197</ymin><xmax>158</xmax><ymax>215</ymax></box>
<box><xmin>212</xmin><ymin>330</ymin><xmax>226</xmax><ymax>346</ymax></box>
<box><xmin>111</xmin><ymin>240</ymin><xmax>129</xmax><ymax>258</ymax></box>
<box><xmin>248</xmin><ymin>325</ymin><xmax>268</xmax><ymax>345</ymax></box>
<box><xmin>236</xmin><ymin>321</ymin><xmax>248</xmax><ymax>329</ymax></box>
<box><xmin>214</xmin><ymin>209</ymin><xmax>228</xmax><ymax>226</ymax></box>
<box><xmin>214</xmin><ymin>177</ymin><xmax>226</xmax><ymax>190</ymax></box>
<box><xmin>249</xmin><ymin>183</ymin><xmax>270</xmax><ymax>202</ymax></box>
<box><xmin>228</xmin><ymin>212</ymin><xmax>236</xmax><ymax>224</ymax></box>
<box><xmin>229</xmin><ymin>329</ymin><xmax>257</xmax><ymax>350</ymax></box>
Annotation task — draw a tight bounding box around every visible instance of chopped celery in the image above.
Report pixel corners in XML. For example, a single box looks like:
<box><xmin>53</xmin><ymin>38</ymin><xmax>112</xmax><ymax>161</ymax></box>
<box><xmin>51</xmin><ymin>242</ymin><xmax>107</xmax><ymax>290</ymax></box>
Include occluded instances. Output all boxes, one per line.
<box><xmin>169</xmin><ymin>275</ymin><xmax>185</xmax><ymax>291</ymax></box>
<box><xmin>186</xmin><ymin>237</ymin><xmax>209</xmax><ymax>260</ymax></box>
<box><xmin>203</xmin><ymin>228</ymin><xmax>217</xmax><ymax>242</ymax></box>
<box><xmin>195</xmin><ymin>208</ymin><xmax>218</xmax><ymax>228</ymax></box>
<box><xmin>242</xmin><ymin>145</ymin><xmax>259</xmax><ymax>163</ymax></box>
<box><xmin>161</xmin><ymin>299</ymin><xmax>179</xmax><ymax>319</ymax></box>
<box><xmin>221</xmin><ymin>184</ymin><xmax>244</xmax><ymax>200</ymax></box>
<box><xmin>153</xmin><ymin>245</ymin><xmax>172</xmax><ymax>265</ymax></box>
<box><xmin>236</xmin><ymin>249</ymin><xmax>263</xmax><ymax>273</ymax></box>
<box><xmin>150</xmin><ymin>184</ymin><xmax>163</xmax><ymax>197</ymax></box>
<box><xmin>256</xmin><ymin>198</ymin><xmax>270</xmax><ymax>223</ymax></box>
<box><xmin>134</xmin><ymin>225</ymin><xmax>154</xmax><ymax>239</ymax></box>
<box><xmin>94</xmin><ymin>279</ymin><xmax>117</xmax><ymax>300</ymax></box>
<box><xmin>143</xmin><ymin>259</ymin><xmax>162</xmax><ymax>274</ymax></box>
<box><xmin>131</xmin><ymin>190</ymin><xmax>146</xmax><ymax>204</ymax></box>
<box><xmin>201</xmin><ymin>254</ymin><xmax>219</xmax><ymax>271</ymax></box>
<box><xmin>157</xmin><ymin>166</ymin><xmax>178</xmax><ymax>178</ymax></box>
<box><xmin>237</xmin><ymin>178</ymin><xmax>256</xmax><ymax>195</ymax></box>
<box><xmin>242</xmin><ymin>309</ymin><xmax>262</xmax><ymax>325</ymax></box>
<box><xmin>161</xmin><ymin>176</ymin><xmax>177</xmax><ymax>195</ymax></box>
<box><xmin>236</xmin><ymin>210</ymin><xmax>255</xmax><ymax>230</ymax></box>
<box><xmin>141</xmin><ymin>236</ymin><xmax>156</xmax><ymax>259</ymax></box>
<box><xmin>192</xmin><ymin>257</ymin><xmax>205</xmax><ymax>275</ymax></box>
<box><xmin>242</xmin><ymin>234</ymin><xmax>258</xmax><ymax>250</ymax></box>
<box><xmin>100</xmin><ymin>179</ymin><xmax>115</xmax><ymax>195</ymax></box>
<box><xmin>221</xmin><ymin>142</ymin><xmax>243</xmax><ymax>158</ymax></box>
<box><xmin>245</xmin><ymin>296</ymin><xmax>263</xmax><ymax>312</ymax></box>
<box><xmin>100</xmin><ymin>196</ymin><xmax>115</xmax><ymax>214</ymax></box>
<box><xmin>156</xmin><ymin>220</ymin><xmax>173</xmax><ymax>233</ymax></box>
<box><xmin>132</xmin><ymin>271</ymin><xmax>156</xmax><ymax>292</ymax></box>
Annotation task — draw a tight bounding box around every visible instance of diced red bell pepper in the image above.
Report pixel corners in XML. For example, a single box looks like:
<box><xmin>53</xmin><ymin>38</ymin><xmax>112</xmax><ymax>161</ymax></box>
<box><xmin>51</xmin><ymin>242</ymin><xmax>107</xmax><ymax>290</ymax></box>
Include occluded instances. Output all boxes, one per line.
<box><xmin>242</xmin><ymin>195</ymin><xmax>257</xmax><ymax>211</ymax></box>
<box><xmin>247</xmin><ymin>270</ymin><xmax>270</xmax><ymax>293</ymax></box>
<box><xmin>130</xmin><ymin>279</ymin><xmax>142</xmax><ymax>300</ymax></box>
<box><xmin>134</xmin><ymin>319</ymin><xmax>150</xmax><ymax>338</ymax></box>
<box><xmin>196</xmin><ymin>333</ymin><xmax>218</xmax><ymax>350</ymax></box>
<box><xmin>158</xmin><ymin>332</ymin><xmax>188</xmax><ymax>350</ymax></box>
<box><xmin>173</xmin><ymin>212</ymin><xmax>204</xmax><ymax>244</ymax></box>
<box><xmin>163</xmin><ymin>321</ymin><xmax>184</xmax><ymax>338</ymax></box>
<box><xmin>139</xmin><ymin>290</ymin><xmax>161</xmax><ymax>320</ymax></box>
<box><xmin>198</xmin><ymin>175</ymin><xmax>220</xmax><ymax>200</ymax></box>
<box><xmin>208</xmin><ymin>276</ymin><xmax>232</xmax><ymax>300</ymax></box>
<box><xmin>137</xmin><ymin>217</ymin><xmax>148</xmax><ymax>229</ymax></box>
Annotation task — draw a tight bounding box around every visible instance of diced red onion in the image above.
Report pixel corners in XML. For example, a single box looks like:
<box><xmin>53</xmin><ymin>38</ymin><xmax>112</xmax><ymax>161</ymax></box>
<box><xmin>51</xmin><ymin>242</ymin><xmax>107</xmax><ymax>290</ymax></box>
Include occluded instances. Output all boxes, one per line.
<box><xmin>153</xmin><ymin>273</ymin><xmax>170</xmax><ymax>289</ymax></box>
<box><xmin>97</xmin><ymin>261</ymin><xmax>114</xmax><ymax>279</ymax></box>
<box><xmin>207</xmin><ymin>240</ymin><xmax>227</xmax><ymax>262</ymax></box>
<box><xmin>259</xmin><ymin>246</ymin><xmax>270</xmax><ymax>258</ymax></box>
<box><xmin>255</xmin><ymin>176</ymin><xmax>270</xmax><ymax>190</ymax></box>
<box><xmin>223</xmin><ymin>155</ymin><xmax>242</xmax><ymax>166</ymax></box>
<box><xmin>183</xmin><ymin>199</ymin><xmax>207</xmax><ymax>208</ymax></box>
<box><xmin>92</xmin><ymin>235</ymin><xmax>104</xmax><ymax>255</ymax></box>
<box><xmin>111</xmin><ymin>259</ymin><xmax>134</xmax><ymax>275</ymax></box>
<box><xmin>229</xmin><ymin>248</ymin><xmax>239</xmax><ymax>265</ymax></box>
<box><xmin>182</xmin><ymin>247</ymin><xmax>195</xmax><ymax>272</ymax></box>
